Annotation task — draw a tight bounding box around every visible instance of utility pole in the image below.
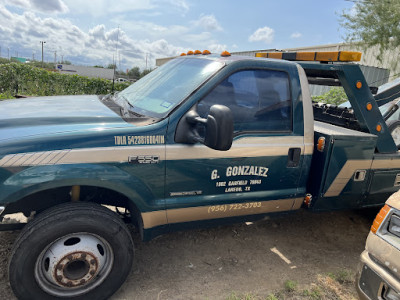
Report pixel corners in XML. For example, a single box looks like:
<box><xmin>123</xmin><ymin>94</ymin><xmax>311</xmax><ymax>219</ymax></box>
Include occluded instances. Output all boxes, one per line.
<box><xmin>7</xmin><ymin>47</ymin><xmax>9</xmax><ymax>60</ymax></box>
<box><xmin>32</xmin><ymin>51</ymin><xmax>35</xmax><ymax>61</ymax></box>
<box><xmin>54</xmin><ymin>51</ymin><xmax>57</xmax><ymax>64</ymax></box>
<box><xmin>61</xmin><ymin>55</ymin><xmax>64</xmax><ymax>64</ymax></box>
<box><xmin>40</xmin><ymin>41</ymin><xmax>46</xmax><ymax>67</ymax></box>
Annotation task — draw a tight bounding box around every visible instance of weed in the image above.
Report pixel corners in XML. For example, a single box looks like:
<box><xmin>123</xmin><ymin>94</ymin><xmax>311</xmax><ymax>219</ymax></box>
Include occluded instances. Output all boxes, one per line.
<box><xmin>265</xmin><ymin>293</ymin><xmax>279</xmax><ymax>300</ymax></box>
<box><xmin>328</xmin><ymin>269</ymin><xmax>353</xmax><ymax>284</ymax></box>
<box><xmin>302</xmin><ymin>285</ymin><xmax>322</xmax><ymax>299</ymax></box>
<box><xmin>284</xmin><ymin>280</ymin><xmax>297</xmax><ymax>292</ymax></box>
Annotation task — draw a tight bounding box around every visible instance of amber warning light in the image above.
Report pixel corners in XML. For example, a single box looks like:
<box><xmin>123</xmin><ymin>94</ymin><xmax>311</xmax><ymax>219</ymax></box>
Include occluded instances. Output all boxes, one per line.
<box><xmin>255</xmin><ymin>51</ymin><xmax>362</xmax><ymax>62</ymax></box>
<box><xmin>371</xmin><ymin>204</ymin><xmax>391</xmax><ymax>234</ymax></box>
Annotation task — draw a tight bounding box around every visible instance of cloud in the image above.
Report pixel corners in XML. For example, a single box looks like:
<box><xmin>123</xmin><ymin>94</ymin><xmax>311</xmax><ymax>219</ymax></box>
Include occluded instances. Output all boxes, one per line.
<box><xmin>0</xmin><ymin>0</ymin><xmax>68</xmax><ymax>13</ymax></box>
<box><xmin>207</xmin><ymin>44</ymin><xmax>227</xmax><ymax>53</ymax></box>
<box><xmin>157</xmin><ymin>0</ymin><xmax>189</xmax><ymax>14</ymax></box>
<box><xmin>249</xmin><ymin>26</ymin><xmax>274</xmax><ymax>44</ymax></box>
<box><xmin>0</xmin><ymin>5</ymin><xmax>186</xmax><ymax>69</ymax></box>
<box><xmin>63</xmin><ymin>0</ymin><xmax>189</xmax><ymax>17</ymax></box>
<box><xmin>30</xmin><ymin>0</ymin><xmax>68</xmax><ymax>13</ymax></box>
<box><xmin>193</xmin><ymin>14</ymin><xmax>222</xmax><ymax>32</ymax></box>
<box><xmin>290</xmin><ymin>32</ymin><xmax>302</xmax><ymax>39</ymax></box>
<box><xmin>62</xmin><ymin>0</ymin><xmax>154</xmax><ymax>17</ymax></box>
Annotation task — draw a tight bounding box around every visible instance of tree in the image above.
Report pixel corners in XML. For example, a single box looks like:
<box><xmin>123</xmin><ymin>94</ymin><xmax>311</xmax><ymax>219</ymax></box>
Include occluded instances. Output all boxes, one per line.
<box><xmin>312</xmin><ymin>87</ymin><xmax>348</xmax><ymax>106</ymax></box>
<box><xmin>141</xmin><ymin>69</ymin><xmax>152</xmax><ymax>77</ymax></box>
<box><xmin>340</xmin><ymin>0</ymin><xmax>400</xmax><ymax>62</ymax></box>
<box><xmin>128</xmin><ymin>67</ymin><xmax>141</xmax><ymax>79</ymax></box>
<box><xmin>107</xmin><ymin>63</ymin><xmax>116</xmax><ymax>69</ymax></box>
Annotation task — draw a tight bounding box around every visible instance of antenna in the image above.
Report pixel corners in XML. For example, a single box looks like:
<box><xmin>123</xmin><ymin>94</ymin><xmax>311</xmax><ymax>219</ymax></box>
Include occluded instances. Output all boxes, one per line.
<box><xmin>112</xmin><ymin>25</ymin><xmax>120</xmax><ymax>93</ymax></box>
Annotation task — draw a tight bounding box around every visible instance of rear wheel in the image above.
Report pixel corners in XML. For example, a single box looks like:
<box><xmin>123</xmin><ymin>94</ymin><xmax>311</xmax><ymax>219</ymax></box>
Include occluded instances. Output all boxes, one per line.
<box><xmin>9</xmin><ymin>202</ymin><xmax>134</xmax><ymax>300</ymax></box>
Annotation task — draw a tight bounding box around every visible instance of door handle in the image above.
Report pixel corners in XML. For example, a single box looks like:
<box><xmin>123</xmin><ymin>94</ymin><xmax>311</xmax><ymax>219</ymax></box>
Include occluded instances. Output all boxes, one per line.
<box><xmin>287</xmin><ymin>147</ymin><xmax>301</xmax><ymax>168</ymax></box>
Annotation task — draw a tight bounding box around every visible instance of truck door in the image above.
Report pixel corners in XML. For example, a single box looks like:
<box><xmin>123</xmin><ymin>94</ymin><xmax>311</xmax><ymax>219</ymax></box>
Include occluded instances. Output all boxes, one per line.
<box><xmin>165</xmin><ymin>68</ymin><xmax>308</xmax><ymax>225</ymax></box>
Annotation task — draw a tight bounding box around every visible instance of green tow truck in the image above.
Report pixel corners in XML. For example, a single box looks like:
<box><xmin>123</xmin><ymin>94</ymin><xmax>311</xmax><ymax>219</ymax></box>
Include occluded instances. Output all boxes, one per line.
<box><xmin>0</xmin><ymin>49</ymin><xmax>399</xmax><ymax>299</ymax></box>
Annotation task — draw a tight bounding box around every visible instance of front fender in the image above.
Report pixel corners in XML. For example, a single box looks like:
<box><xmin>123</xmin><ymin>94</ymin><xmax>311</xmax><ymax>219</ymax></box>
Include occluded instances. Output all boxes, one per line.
<box><xmin>0</xmin><ymin>163</ymin><xmax>162</xmax><ymax>212</ymax></box>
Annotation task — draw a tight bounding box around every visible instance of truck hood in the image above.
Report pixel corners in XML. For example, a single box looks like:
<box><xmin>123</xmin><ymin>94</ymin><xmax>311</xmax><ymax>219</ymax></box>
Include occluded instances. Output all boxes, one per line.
<box><xmin>0</xmin><ymin>95</ymin><xmax>129</xmax><ymax>141</ymax></box>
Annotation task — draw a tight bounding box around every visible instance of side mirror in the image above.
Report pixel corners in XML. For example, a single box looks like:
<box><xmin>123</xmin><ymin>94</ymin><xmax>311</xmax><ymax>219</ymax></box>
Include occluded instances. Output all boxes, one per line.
<box><xmin>175</xmin><ymin>104</ymin><xmax>234</xmax><ymax>151</ymax></box>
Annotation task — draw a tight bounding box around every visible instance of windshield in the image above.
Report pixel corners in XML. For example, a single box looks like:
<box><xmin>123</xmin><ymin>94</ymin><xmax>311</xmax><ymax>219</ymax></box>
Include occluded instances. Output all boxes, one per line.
<box><xmin>117</xmin><ymin>57</ymin><xmax>224</xmax><ymax>118</ymax></box>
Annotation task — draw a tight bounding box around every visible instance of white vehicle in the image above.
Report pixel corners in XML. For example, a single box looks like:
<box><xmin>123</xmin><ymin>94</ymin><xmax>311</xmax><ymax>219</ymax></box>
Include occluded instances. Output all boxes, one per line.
<box><xmin>357</xmin><ymin>191</ymin><xmax>400</xmax><ymax>300</ymax></box>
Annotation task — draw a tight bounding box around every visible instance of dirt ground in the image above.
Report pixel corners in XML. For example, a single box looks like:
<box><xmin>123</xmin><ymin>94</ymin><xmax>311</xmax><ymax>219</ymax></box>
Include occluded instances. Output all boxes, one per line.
<box><xmin>0</xmin><ymin>208</ymin><xmax>379</xmax><ymax>300</ymax></box>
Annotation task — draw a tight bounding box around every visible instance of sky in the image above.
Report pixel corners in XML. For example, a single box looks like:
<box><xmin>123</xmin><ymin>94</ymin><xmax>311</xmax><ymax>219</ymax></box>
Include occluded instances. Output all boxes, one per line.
<box><xmin>0</xmin><ymin>0</ymin><xmax>355</xmax><ymax>71</ymax></box>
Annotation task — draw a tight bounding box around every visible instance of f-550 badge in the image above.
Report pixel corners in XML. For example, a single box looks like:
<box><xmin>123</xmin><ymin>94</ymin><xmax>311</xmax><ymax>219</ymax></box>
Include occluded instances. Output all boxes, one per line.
<box><xmin>128</xmin><ymin>155</ymin><xmax>159</xmax><ymax>164</ymax></box>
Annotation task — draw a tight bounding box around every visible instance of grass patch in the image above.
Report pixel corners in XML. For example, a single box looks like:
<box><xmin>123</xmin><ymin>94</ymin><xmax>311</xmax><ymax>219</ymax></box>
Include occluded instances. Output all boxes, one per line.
<box><xmin>225</xmin><ymin>271</ymin><xmax>357</xmax><ymax>300</ymax></box>
<box><xmin>226</xmin><ymin>292</ymin><xmax>259</xmax><ymax>300</ymax></box>
<box><xmin>327</xmin><ymin>269</ymin><xmax>353</xmax><ymax>284</ymax></box>
<box><xmin>302</xmin><ymin>285</ymin><xmax>323</xmax><ymax>299</ymax></box>
<box><xmin>284</xmin><ymin>280</ymin><xmax>297</xmax><ymax>292</ymax></box>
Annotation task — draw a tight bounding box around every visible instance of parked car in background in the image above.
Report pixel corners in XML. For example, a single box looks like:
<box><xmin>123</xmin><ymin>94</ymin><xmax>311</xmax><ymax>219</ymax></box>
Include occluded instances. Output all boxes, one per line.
<box><xmin>357</xmin><ymin>191</ymin><xmax>400</xmax><ymax>300</ymax></box>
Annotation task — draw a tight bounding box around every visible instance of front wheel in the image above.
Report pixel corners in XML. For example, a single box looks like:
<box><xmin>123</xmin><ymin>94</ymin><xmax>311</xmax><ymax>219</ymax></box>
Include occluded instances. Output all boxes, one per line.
<box><xmin>9</xmin><ymin>202</ymin><xmax>134</xmax><ymax>300</ymax></box>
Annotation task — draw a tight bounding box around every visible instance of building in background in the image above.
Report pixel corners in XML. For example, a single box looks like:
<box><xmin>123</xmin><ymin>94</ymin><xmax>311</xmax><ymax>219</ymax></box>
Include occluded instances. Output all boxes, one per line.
<box><xmin>56</xmin><ymin>64</ymin><xmax>114</xmax><ymax>80</ymax></box>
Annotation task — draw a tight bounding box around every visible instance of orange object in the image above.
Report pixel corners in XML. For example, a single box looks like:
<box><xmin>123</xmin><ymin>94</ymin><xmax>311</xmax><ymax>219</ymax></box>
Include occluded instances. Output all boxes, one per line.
<box><xmin>339</xmin><ymin>51</ymin><xmax>362</xmax><ymax>62</ymax></box>
<box><xmin>194</xmin><ymin>50</ymin><xmax>202</xmax><ymax>55</ymax></box>
<box><xmin>366</xmin><ymin>103</ymin><xmax>372</xmax><ymax>111</ymax></box>
<box><xmin>267</xmin><ymin>52</ymin><xmax>283</xmax><ymax>59</ymax></box>
<box><xmin>315</xmin><ymin>52</ymin><xmax>338</xmax><ymax>61</ymax></box>
<box><xmin>202</xmin><ymin>50</ymin><xmax>211</xmax><ymax>55</ymax></box>
<box><xmin>317</xmin><ymin>137</ymin><xmax>325</xmax><ymax>152</ymax></box>
<box><xmin>187</xmin><ymin>51</ymin><xmax>194</xmax><ymax>55</ymax></box>
<box><xmin>376</xmin><ymin>124</ymin><xmax>382</xmax><ymax>132</ymax></box>
<box><xmin>371</xmin><ymin>204</ymin><xmax>391</xmax><ymax>233</ymax></box>
<box><xmin>221</xmin><ymin>51</ymin><xmax>231</xmax><ymax>57</ymax></box>
<box><xmin>180</xmin><ymin>53</ymin><xmax>187</xmax><ymax>56</ymax></box>
<box><xmin>296</xmin><ymin>52</ymin><xmax>316</xmax><ymax>61</ymax></box>
<box><xmin>255</xmin><ymin>52</ymin><xmax>267</xmax><ymax>57</ymax></box>
<box><xmin>304</xmin><ymin>194</ymin><xmax>312</xmax><ymax>207</ymax></box>
<box><xmin>356</xmin><ymin>81</ymin><xmax>362</xmax><ymax>89</ymax></box>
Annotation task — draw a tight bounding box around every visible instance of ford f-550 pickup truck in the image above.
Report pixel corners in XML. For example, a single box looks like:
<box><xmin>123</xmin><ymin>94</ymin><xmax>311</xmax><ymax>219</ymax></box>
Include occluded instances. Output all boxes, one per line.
<box><xmin>1</xmin><ymin>50</ymin><xmax>400</xmax><ymax>299</ymax></box>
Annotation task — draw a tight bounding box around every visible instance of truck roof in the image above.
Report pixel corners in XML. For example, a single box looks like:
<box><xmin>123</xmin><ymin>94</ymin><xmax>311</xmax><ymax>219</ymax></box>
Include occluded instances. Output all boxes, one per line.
<box><xmin>175</xmin><ymin>53</ymin><xmax>300</xmax><ymax>67</ymax></box>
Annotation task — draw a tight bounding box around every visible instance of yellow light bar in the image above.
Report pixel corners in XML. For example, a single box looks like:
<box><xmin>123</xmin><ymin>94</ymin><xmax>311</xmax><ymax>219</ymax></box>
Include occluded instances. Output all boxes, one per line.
<box><xmin>339</xmin><ymin>51</ymin><xmax>362</xmax><ymax>62</ymax></box>
<box><xmin>255</xmin><ymin>51</ymin><xmax>362</xmax><ymax>62</ymax></box>
<box><xmin>268</xmin><ymin>52</ymin><xmax>283</xmax><ymax>59</ymax></box>
<box><xmin>315</xmin><ymin>51</ymin><xmax>339</xmax><ymax>61</ymax></box>
<box><xmin>296</xmin><ymin>52</ymin><xmax>316</xmax><ymax>61</ymax></box>
<box><xmin>255</xmin><ymin>52</ymin><xmax>267</xmax><ymax>58</ymax></box>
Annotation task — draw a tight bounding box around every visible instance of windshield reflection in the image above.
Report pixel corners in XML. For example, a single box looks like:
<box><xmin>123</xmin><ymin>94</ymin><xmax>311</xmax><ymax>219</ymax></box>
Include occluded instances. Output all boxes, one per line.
<box><xmin>116</xmin><ymin>58</ymin><xmax>224</xmax><ymax>118</ymax></box>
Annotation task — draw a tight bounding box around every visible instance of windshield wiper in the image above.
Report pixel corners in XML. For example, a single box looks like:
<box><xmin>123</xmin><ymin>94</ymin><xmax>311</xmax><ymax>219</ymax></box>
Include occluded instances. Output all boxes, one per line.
<box><xmin>114</xmin><ymin>93</ymin><xmax>148</xmax><ymax>118</ymax></box>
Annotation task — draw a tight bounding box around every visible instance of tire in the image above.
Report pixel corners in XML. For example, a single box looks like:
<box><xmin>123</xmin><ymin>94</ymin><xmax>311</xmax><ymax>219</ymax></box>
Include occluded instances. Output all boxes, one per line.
<box><xmin>387</xmin><ymin>120</ymin><xmax>400</xmax><ymax>148</ymax></box>
<box><xmin>9</xmin><ymin>202</ymin><xmax>134</xmax><ymax>300</ymax></box>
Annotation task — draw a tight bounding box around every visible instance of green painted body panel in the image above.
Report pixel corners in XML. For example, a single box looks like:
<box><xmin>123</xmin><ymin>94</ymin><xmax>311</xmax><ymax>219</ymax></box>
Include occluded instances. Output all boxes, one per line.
<box><xmin>0</xmin><ymin>163</ymin><xmax>165</xmax><ymax>212</ymax></box>
<box><xmin>165</xmin><ymin>154</ymin><xmax>303</xmax><ymax>209</ymax></box>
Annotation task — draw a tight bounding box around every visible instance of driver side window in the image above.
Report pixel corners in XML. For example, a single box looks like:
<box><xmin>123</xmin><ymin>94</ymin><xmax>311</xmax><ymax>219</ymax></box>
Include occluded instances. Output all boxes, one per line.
<box><xmin>198</xmin><ymin>69</ymin><xmax>292</xmax><ymax>133</ymax></box>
